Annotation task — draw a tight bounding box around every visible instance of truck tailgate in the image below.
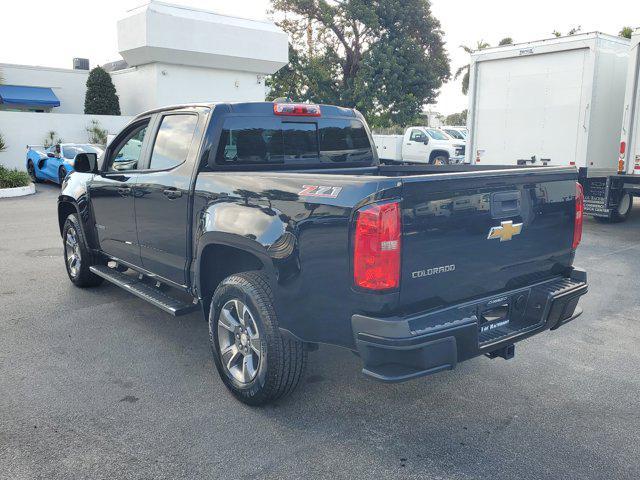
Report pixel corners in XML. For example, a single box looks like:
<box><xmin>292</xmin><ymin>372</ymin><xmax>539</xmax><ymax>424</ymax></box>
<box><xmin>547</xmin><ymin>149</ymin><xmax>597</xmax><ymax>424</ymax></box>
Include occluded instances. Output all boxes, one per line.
<box><xmin>399</xmin><ymin>168</ymin><xmax>577</xmax><ymax>309</ymax></box>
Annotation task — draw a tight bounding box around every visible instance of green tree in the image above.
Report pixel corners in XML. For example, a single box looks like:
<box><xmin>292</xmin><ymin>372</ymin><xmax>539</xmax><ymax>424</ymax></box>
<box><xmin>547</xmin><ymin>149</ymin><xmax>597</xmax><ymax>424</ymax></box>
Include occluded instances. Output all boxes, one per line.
<box><xmin>268</xmin><ymin>0</ymin><xmax>450</xmax><ymax>127</ymax></box>
<box><xmin>498</xmin><ymin>37</ymin><xmax>514</xmax><ymax>46</ymax></box>
<box><xmin>84</xmin><ymin>66</ymin><xmax>121</xmax><ymax>115</ymax></box>
<box><xmin>0</xmin><ymin>132</ymin><xmax>6</xmax><ymax>153</ymax></box>
<box><xmin>445</xmin><ymin>109</ymin><xmax>467</xmax><ymax>126</ymax></box>
<box><xmin>620</xmin><ymin>26</ymin><xmax>634</xmax><ymax>39</ymax></box>
<box><xmin>454</xmin><ymin>40</ymin><xmax>490</xmax><ymax>95</ymax></box>
<box><xmin>86</xmin><ymin>120</ymin><xmax>108</xmax><ymax>145</ymax></box>
<box><xmin>43</xmin><ymin>131</ymin><xmax>63</xmax><ymax>148</ymax></box>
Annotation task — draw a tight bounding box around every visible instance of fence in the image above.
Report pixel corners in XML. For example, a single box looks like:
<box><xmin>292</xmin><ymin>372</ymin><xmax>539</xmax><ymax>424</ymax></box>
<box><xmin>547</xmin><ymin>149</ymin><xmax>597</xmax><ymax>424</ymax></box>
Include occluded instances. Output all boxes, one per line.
<box><xmin>0</xmin><ymin>112</ymin><xmax>133</xmax><ymax>171</ymax></box>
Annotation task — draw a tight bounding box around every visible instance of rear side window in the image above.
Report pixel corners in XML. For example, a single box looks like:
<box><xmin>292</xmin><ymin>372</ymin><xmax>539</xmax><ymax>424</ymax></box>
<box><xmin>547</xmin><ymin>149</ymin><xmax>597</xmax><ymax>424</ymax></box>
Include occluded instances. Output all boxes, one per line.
<box><xmin>149</xmin><ymin>114</ymin><xmax>198</xmax><ymax>170</ymax></box>
<box><xmin>215</xmin><ymin>116</ymin><xmax>373</xmax><ymax>166</ymax></box>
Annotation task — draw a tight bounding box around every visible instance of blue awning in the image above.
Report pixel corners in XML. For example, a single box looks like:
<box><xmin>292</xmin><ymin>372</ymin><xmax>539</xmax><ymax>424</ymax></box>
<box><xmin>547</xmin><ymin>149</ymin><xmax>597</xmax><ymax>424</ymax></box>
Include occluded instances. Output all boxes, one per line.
<box><xmin>0</xmin><ymin>85</ymin><xmax>60</xmax><ymax>108</ymax></box>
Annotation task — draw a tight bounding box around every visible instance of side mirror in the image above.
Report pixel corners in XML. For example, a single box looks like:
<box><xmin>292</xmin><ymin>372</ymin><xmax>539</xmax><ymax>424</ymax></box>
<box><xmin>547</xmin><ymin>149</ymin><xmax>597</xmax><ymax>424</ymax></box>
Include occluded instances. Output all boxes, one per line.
<box><xmin>423</xmin><ymin>137</ymin><xmax>430</xmax><ymax>145</ymax></box>
<box><xmin>74</xmin><ymin>153</ymin><xmax>98</xmax><ymax>173</ymax></box>
<box><xmin>47</xmin><ymin>152</ymin><xmax>56</xmax><ymax>158</ymax></box>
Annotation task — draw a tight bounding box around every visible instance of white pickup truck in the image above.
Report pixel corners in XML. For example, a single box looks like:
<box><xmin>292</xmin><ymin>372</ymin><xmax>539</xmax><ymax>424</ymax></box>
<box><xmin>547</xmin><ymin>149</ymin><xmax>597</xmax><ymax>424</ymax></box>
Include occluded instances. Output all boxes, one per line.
<box><xmin>373</xmin><ymin>127</ymin><xmax>465</xmax><ymax>165</ymax></box>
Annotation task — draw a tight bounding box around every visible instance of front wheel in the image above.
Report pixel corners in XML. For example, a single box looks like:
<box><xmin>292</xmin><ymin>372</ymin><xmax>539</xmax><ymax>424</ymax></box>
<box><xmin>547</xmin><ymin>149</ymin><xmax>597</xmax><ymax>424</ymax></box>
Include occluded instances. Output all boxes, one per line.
<box><xmin>430</xmin><ymin>154</ymin><xmax>449</xmax><ymax>165</ymax></box>
<box><xmin>209</xmin><ymin>272</ymin><xmax>307</xmax><ymax>406</ymax></box>
<box><xmin>62</xmin><ymin>214</ymin><xmax>104</xmax><ymax>287</ymax></box>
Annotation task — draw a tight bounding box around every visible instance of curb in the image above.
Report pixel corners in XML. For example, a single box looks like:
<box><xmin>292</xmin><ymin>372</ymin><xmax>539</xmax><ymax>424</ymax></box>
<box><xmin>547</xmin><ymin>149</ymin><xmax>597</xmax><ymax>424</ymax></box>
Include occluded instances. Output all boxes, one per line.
<box><xmin>0</xmin><ymin>183</ymin><xmax>36</xmax><ymax>199</ymax></box>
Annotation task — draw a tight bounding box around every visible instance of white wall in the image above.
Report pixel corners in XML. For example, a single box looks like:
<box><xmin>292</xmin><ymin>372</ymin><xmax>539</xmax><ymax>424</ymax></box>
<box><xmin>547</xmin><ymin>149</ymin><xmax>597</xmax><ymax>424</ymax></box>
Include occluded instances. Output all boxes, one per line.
<box><xmin>119</xmin><ymin>1</ymin><xmax>288</xmax><ymax>74</ymax></box>
<box><xmin>112</xmin><ymin>62</ymin><xmax>268</xmax><ymax>116</ymax></box>
<box><xmin>0</xmin><ymin>63</ymin><xmax>88</xmax><ymax>114</ymax></box>
<box><xmin>0</xmin><ymin>112</ymin><xmax>132</xmax><ymax>170</ymax></box>
<box><xmin>111</xmin><ymin>65</ymin><xmax>158</xmax><ymax>117</ymax></box>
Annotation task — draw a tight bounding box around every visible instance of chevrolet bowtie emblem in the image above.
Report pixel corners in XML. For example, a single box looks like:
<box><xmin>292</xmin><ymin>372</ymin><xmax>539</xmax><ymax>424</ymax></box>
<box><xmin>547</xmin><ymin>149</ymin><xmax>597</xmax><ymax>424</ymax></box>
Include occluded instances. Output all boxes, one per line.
<box><xmin>487</xmin><ymin>220</ymin><xmax>523</xmax><ymax>242</ymax></box>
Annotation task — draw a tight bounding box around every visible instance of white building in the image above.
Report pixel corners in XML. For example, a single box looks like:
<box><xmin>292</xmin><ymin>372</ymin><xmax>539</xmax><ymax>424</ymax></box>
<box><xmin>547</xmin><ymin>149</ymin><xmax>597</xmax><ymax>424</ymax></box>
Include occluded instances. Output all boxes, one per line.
<box><xmin>0</xmin><ymin>1</ymin><xmax>288</xmax><ymax>169</ymax></box>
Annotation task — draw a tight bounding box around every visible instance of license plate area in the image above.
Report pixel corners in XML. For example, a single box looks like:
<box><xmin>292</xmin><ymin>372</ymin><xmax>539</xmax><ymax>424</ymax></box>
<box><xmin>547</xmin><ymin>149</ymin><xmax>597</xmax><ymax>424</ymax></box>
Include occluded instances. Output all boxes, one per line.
<box><xmin>477</xmin><ymin>291</ymin><xmax>539</xmax><ymax>345</ymax></box>
<box><xmin>479</xmin><ymin>304</ymin><xmax>510</xmax><ymax>333</ymax></box>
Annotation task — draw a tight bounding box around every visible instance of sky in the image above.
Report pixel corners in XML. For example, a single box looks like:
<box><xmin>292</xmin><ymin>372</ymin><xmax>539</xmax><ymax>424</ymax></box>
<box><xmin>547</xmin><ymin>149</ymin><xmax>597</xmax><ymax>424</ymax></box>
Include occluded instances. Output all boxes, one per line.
<box><xmin>0</xmin><ymin>0</ymin><xmax>639</xmax><ymax>115</ymax></box>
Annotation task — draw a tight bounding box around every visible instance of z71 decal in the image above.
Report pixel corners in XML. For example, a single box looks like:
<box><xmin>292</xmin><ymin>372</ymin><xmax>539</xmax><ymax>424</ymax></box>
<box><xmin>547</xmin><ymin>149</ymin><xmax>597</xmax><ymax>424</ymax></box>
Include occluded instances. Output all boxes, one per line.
<box><xmin>298</xmin><ymin>185</ymin><xmax>343</xmax><ymax>198</ymax></box>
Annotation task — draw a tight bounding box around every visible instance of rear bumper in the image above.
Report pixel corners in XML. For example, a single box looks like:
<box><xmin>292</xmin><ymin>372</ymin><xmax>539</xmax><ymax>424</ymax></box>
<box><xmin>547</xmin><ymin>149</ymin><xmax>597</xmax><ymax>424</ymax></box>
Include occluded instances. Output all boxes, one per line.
<box><xmin>352</xmin><ymin>269</ymin><xmax>588</xmax><ymax>382</ymax></box>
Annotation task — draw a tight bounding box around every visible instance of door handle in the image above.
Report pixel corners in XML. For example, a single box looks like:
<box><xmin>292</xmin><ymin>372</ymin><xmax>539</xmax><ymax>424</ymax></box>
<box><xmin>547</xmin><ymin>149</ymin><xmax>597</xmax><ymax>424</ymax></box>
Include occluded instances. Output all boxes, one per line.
<box><xmin>117</xmin><ymin>187</ymin><xmax>131</xmax><ymax>197</ymax></box>
<box><xmin>163</xmin><ymin>188</ymin><xmax>183</xmax><ymax>200</ymax></box>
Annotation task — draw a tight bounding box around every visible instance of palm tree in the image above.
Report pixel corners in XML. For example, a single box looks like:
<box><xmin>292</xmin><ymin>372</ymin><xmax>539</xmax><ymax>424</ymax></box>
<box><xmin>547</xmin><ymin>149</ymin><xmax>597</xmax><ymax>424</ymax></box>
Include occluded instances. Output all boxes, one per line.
<box><xmin>498</xmin><ymin>37</ymin><xmax>514</xmax><ymax>46</ymax></box>
<box><xmin>454</xmin><ymin>40</ymin><xmax>490</xmax><ymax>95</ymax></box>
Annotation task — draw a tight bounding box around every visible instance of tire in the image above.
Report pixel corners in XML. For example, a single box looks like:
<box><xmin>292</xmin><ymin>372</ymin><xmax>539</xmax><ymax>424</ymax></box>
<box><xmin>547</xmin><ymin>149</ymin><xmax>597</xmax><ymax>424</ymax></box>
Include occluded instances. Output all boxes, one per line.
<box><xmin>595</xmin><ymin>192</ymin><xmax>633</xmax><ymax>223</ymax></box>
<box><xmin>27</xmin><ymin>161</ymin><xmax>42</xmax><ymax>183</ymax></box>
<box><xmin>62</xmin><ymin>214</ymin><xmax>104</xmax><ymax>287</ymax></box>
<box><xmin>58</xmin><ymin>166</ymin><xmax>67</xmax><ymax>185</ymax></box>
<box><xmin>430</xmin><ymin>153</ymin><xmax>449</xmax><ymax>165</ymax></box>
<box><xmin>209</xmin><ymin>271</ymin><xmax>307</xmax><ymax>406</ymax></box>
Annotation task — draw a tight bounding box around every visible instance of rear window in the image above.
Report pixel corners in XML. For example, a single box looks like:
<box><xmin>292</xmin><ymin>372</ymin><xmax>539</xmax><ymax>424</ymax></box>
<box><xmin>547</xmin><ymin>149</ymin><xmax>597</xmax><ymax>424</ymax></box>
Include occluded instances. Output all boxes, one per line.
<box><xmin>215</xmin><ymin>117</ymin><xmax>373</xmax><ymax>166</ymax></box>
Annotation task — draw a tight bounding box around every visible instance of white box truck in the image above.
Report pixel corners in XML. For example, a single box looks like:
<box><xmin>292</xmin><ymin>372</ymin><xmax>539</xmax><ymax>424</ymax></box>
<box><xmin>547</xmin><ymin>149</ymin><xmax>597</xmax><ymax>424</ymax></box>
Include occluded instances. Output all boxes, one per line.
<box><xmin>465</xmin><ymin>33</ymin><xmax>636</xmax><ymax>221</ymax></box>
<box><xmin>619</xmin><ymin>29</ymin><xmax>640</xmax><ymax>202</ymax></box>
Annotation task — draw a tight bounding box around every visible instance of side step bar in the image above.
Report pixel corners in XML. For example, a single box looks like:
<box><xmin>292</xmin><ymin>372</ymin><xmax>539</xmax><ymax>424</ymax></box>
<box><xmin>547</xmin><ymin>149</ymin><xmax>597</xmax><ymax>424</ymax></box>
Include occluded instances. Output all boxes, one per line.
<box><xmin>90</xmin><ymin>265</ymin><xmax>198</xmax><ymax>316</ymax></box>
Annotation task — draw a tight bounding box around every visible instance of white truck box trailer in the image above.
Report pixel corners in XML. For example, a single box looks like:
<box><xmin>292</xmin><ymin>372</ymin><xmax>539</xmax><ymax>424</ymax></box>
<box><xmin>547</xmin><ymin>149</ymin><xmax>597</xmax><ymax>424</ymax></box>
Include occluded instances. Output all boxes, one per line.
<box><xmin>466</xmin><ymin>33</ymin><xmax>635</xmax><ymax>221</ymax></box>
<box><xmin>621</xmin><ymin>29</ymin><xmax>640</xmax><ymax>176</ymax></box>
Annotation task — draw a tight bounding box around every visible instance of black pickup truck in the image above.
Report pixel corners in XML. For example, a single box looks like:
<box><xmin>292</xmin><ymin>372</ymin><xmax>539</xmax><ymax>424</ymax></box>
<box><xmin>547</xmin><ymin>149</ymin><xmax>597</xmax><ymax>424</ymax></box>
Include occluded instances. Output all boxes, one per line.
<box><xmin>59</xmin><ymin>102</ymin><xmax>588</xmax><ymax>405</ymax></box>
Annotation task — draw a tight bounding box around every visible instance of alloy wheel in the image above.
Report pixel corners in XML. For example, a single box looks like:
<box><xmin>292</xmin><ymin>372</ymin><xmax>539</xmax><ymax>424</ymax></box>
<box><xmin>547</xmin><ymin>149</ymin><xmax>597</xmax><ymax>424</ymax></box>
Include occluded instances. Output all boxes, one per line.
<box><xmin>64</xmin><ymin>227</ymin><xmax>81</xmax><ymax>278</ymax></box>
<box><xmin>217</xmin><ymin>299</ymin><xmax>261</xmax><ymax>384</ymax></box>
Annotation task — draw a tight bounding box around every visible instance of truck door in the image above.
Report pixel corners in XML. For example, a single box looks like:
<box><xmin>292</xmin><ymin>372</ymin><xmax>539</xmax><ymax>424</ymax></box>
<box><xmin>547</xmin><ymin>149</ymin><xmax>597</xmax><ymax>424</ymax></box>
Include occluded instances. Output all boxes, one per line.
<box><xmin>404</xmin><ymin>128</ymin><xmax>429</xmax><ymax>162</ymax></box>
<box><xmin>134</xmin><ymin>109</ymin><xmax>203</xmax><ymax>286</ymax></box>
<box><xmin>88</xmin><ymin>118</ymin><xmax>151</xmax><ymax>267</ymax></box>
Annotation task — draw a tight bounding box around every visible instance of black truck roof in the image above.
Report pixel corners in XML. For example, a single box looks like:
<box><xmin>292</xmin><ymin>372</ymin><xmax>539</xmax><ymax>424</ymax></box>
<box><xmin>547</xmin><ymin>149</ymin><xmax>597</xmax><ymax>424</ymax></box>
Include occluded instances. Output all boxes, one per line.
<box><xmin>134</xmin><ymin>102</ymin><xmax>359</xmax><ymax>120</ymax></box>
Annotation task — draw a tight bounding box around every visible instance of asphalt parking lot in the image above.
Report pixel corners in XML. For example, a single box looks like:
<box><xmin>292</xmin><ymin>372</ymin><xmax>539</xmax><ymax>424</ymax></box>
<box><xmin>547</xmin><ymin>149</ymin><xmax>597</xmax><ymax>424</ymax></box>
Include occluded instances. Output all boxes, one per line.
<box><xmin>1</xmin><ymin>183</ymin><xmax>639</xmax><ymax>480</ymax></box>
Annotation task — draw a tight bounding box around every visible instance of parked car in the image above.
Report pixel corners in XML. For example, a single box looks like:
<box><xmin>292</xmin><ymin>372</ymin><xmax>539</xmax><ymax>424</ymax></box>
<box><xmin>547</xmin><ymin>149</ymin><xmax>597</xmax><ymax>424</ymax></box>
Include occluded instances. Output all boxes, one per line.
<box><xmin>58</xmin><ymin>101</ymin><xmax>588</xmax><ymax>406</ymax></box>
<box><xmin>27</xmin><ymin>143</ymin><xmax>104</xmax><ymax>185</ymax></box>
<box><xmin>373</xmin><ymin>127</ymin><xmax>465</xmax><ymax>164</ymax></box>
<box><xmin>440</xmin><ymin>126</ymin><xmax>468</xmax><ymax>141</ymax></box>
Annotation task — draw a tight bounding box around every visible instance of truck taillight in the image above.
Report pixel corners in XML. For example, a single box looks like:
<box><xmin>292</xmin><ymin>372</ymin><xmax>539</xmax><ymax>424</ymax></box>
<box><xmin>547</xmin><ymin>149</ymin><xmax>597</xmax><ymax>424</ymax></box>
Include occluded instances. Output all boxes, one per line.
<box><xmin>620</xmin><ymin>141</ymin><xmax>626</xmax><ymax>155</ymax></box>
<box><xmin>353</xmin><ymin>201</ymin><xmax>401</xmax><ymax>291</ymax></box>
<box><xmin>273</xmin><ymin>103</ymin><xmax>321</xmax><ymax>116</ymax></box>
<box><xmin>573</xmin><ymin>182</ymin><xmax>584</xmax><ymax>250</ymax></box>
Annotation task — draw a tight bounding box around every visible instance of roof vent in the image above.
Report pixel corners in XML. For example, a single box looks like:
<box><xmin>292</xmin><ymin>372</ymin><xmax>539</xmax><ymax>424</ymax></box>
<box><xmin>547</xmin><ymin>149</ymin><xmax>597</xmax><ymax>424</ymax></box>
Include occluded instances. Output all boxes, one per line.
<box><xmin>73</xmin><ymin>58</ymin><xmax>90</xmax><ymax>70</ymax></box>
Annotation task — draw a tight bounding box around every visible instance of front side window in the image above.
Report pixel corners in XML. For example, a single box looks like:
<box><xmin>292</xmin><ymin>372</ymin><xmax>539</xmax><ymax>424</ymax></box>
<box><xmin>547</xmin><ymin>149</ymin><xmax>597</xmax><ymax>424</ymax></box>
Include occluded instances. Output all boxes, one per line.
<box><xmin>148</xmin><ymin>114</ymin><xmax>199</xmax><ymax>170</ymax></box>
<box><xmin>108</xmin><ymin>122</ymin><xmax>148</xmax><ymax>172</ymax></box>
<box><xmin>410</xmin><ymin>129</ymin><xmax>426</xmax><ymax>142</ymax></box>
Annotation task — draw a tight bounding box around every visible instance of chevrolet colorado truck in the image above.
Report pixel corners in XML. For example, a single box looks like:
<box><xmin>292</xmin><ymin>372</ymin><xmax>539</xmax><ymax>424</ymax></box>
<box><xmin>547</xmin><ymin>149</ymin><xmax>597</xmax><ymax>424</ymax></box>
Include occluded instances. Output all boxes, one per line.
<box><xmin>58</xmin><ymin>102</ymin><xmax>588</xmax><ymax>405</ymax></box>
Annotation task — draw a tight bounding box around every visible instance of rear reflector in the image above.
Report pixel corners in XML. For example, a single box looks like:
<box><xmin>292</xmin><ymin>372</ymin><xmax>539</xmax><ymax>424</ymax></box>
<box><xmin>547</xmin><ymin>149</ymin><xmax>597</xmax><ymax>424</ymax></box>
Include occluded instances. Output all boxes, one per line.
<box><xmin>273</xmin><ymin>103</ymin><xmax>321</xmax><ymax>116</ymax></box>
<box><xmin>353</xmin><ymin>202</ymin><xmax>401</xmax><ymax>291</ymax></box>
<box><xmin>573</xmin><ymin>182</ymin><xmax>584</xmax><ymax>250</ymax></box>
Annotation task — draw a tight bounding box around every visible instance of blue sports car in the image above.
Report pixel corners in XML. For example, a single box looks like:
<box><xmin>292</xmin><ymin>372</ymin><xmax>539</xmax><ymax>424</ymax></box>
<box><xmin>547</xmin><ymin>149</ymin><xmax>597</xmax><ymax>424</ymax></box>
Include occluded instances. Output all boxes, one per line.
<box><xmin>26</xmin><ymin>144</ymin><xmax>104</xmax><ymax>185</ymax></box>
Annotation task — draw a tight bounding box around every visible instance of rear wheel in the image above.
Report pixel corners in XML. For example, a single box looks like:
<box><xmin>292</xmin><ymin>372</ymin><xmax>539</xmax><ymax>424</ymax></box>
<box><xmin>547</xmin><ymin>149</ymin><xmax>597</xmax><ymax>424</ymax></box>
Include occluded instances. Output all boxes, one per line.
<box><xmin>595</xmin><ymin>192</ymin><xmax>633</xmax><ymax>223</ymax></box>
<box><xmin>27</xmin><ymin>161</ymin><xmax>42</xmax><ymax>183</ymax></box>
<box><xmin>209</xmin><ymin>271</ymin><xmax>307</xmax><ymax>406</ymax></box>
<box><xmin>62</xmin><ymin>214</ymin><xmax>104</xmax><ymax>287</ymax></box>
